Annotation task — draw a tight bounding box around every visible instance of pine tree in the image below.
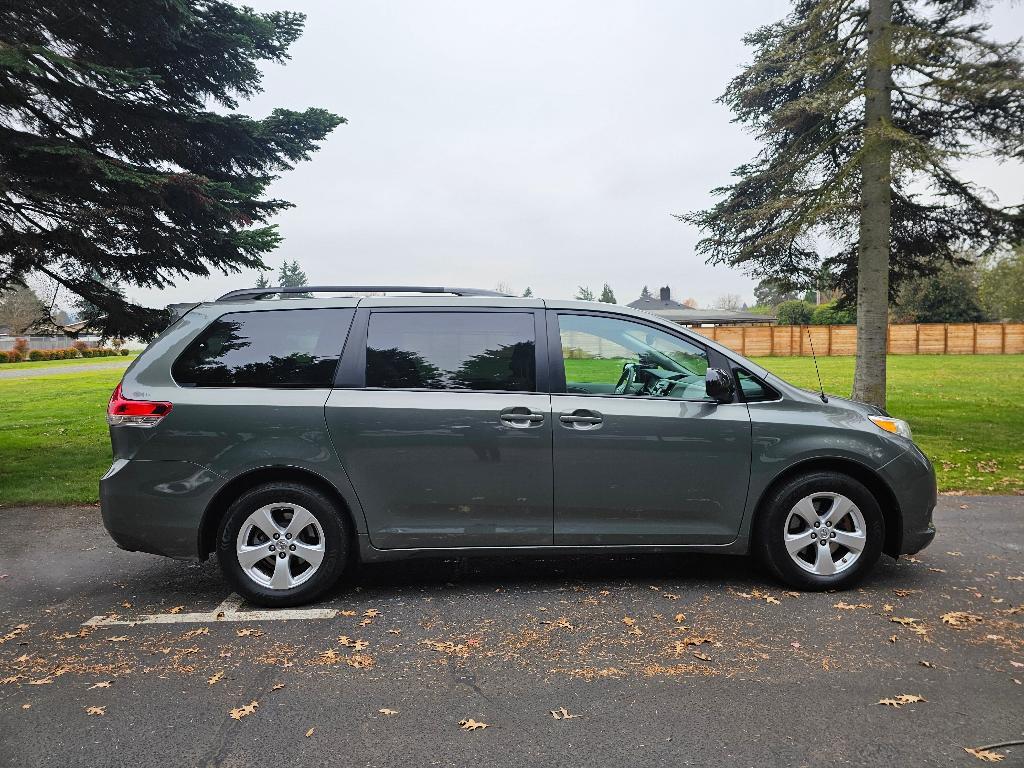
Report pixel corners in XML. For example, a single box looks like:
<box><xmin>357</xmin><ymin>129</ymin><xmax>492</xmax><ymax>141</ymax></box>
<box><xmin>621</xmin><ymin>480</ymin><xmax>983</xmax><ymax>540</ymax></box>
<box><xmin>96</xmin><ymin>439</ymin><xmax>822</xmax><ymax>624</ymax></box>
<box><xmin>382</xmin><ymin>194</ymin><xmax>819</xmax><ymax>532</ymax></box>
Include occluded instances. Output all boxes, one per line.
<box><xmin>575</xmin><ymin>286</ymin><xmax>596</xmax><ymax>301</ymax></box>
<box><xmin>254</xmin><ymin>273</ymin><xmax>271</xmax><ymax>289</ymax></box>
<box><xmin>598</xmin><ymin>283</ymin><xmax>617</xmax><ymax>303</ymax></box>
<box><xmin>0</xmin><ymin>1</ymin><xmax>343</xmax><ymax>339</ymax></box>
<box><xmin>521</xmin><ymin>287</ymin><xmax>533</xmax><ymax>297</ymax></box>
<box><xmin>681</xmin><ymin>0</ymin><xmax>1024</xmax><ymax>407</ymax></box>
<box><xmin>639</xmin><ymin>285</ymin><xmax>654</xmax><ymax>301</ymax></box>
<box><xmin>277</xmin><ymin>260</ymin><xmax>308</xmax><ymax>288</ymax></box>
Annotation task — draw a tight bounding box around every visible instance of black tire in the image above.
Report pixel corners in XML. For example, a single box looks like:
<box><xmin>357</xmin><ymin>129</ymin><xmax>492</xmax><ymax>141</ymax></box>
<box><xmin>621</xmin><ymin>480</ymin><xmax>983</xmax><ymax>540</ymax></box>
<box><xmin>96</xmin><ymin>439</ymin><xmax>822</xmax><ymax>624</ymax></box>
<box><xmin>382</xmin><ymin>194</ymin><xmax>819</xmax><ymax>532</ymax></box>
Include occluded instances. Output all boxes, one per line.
<box><xmin>754</xmin><ymin>471</ymin><xmax>884</xmax><ymax>591</ymax></box>
<box><xmin>216</xmin><ymin>482</ymin><xmax>350</xmax><ymax>607</ymax></box>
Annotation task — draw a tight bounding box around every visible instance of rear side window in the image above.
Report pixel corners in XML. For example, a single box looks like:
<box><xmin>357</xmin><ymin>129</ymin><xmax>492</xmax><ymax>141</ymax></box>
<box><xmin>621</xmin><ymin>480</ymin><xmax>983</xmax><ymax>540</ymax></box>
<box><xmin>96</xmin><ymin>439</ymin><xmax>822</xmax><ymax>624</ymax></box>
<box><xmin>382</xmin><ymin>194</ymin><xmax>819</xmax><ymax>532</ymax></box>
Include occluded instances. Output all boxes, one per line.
<box><xmin>365</xmin><ymin>311</ymin><xmax>536</xmax><ymax>391</ymax></box>
<box><xmin>172</xmin><ymin>308</ymin><xmax>352</xmax><ymax>388</ymax></box>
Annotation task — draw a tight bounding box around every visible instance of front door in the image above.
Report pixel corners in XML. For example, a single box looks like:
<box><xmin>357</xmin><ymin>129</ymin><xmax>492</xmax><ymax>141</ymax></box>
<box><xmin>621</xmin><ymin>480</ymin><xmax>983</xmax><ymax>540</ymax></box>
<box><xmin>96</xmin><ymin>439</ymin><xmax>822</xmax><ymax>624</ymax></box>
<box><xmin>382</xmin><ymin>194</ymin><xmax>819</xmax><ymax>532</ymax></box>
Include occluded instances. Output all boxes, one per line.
<box><xmin>326</xmin><ymin>307</ymin><xmax>552</xmax><ymax>549</ymax></box>
<box><xmin>550</xmin><ymin>311</ymin><xmax>751</xmax><ymax>545</ymax></box>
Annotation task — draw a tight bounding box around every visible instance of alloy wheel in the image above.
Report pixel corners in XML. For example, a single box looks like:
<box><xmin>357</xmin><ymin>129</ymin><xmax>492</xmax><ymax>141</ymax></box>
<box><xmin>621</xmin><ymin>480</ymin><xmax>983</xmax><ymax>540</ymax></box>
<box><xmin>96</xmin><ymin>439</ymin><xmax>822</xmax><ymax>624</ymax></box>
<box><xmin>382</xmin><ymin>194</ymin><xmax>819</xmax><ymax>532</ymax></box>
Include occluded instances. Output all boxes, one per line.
<box><xmin>235</xmin><ymin>502</ymin><xmax>326</xmax><ymax>590</ymax></box>
<box><xmin>783</xmin><ymin>492</ymin><xmax>867</xmax><ymax>576</ymax></box>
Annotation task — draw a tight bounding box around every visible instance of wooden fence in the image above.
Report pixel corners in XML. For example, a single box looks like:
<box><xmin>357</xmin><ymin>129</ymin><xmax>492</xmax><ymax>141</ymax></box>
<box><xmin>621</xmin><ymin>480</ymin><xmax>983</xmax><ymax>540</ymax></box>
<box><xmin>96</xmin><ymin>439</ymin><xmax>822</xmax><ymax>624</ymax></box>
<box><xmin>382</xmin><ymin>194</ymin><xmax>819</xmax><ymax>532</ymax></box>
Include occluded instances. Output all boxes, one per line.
<box><xmin>689</xmin><ymin>323</ymin><xmax>1024</xmax><ymax>357</ymax></box>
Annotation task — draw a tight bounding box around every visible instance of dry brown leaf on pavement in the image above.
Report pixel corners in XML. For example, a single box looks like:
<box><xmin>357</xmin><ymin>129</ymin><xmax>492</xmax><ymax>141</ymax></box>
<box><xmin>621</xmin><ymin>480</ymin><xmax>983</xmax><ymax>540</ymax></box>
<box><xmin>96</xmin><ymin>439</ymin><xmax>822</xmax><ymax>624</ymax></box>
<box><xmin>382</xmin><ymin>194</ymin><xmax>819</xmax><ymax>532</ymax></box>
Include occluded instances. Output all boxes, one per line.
<box><xmin>305</xmin><ymin>727</ymin><xmax>315</xmax><ymax>738</ymax></box>
<box><xmin>459</xmin><ymin>718</ymin><xmax>489</xmax><ymax>731</ymax></box>
<box><xmin>168</xmin><ymin>606</ymin><xmax>184</xmax><ymax>614</ymax></box>
<box><xmin>964</xmin><ymin>747</ymin><xmax>1005</xmax><ymax>762</ymax></box>
<box><xmin>550</xmin><ymin>707</ymin><xmax>579</xmax><ymax>720</ymax></box>
<box><xmin>207</xmin><ymin>671</ymin><xmax>224</xmax><ymax>685</ymax></box>
<box><xmin>346</xmin><ymin>653</ymin><xmax>375</xmax><ymax>669</ymax></box>
<box><xmin>88</xmin><ymin>681</ymin><xmax>113</xmax><ymax>689</ymax></box>
<box><xmin>271</xmin><ymin>683</ymin><xmax>285</xmax><ymax>691</ymax></box>
<box><xmin>877</xmin><ymin>694</ymin><xmax>926</xmax><ymax>708</ymax></box>
<box><xmin>919</xmin><ymin>661</ymin><xmax>934</xmax><ymax>668</ymax></box>
<box><xmin>692</xmin><ymin>651</ymin><xmax>713</xmax><ymax>661</ymax></box>
<box><xmin>941</xmin><ymin>611</ymin><xmax>983</xmax><ymax>628</ymax></box>
<box><xmin>834</xmin><ymin>601</ymin><xmax>870</xmax><ymax>610</ymax></box>
<box><xmin>621</xmin><ymin>617</ymin><xmax>636</xmax><ymax>626</ymax></box>
<box><xmin>674</xmin><ymin>613</ymin><xmax>686</xmax><ymax>623</ymax></box>
<box><xmin>363</xmin><ymin>609</ymin><xmax>381</xmax><ymax>618</ymax></box>
<box><xmin>229</xmin><ymin>701</ymin><xmax>259</xmax><ymax>720</ymax></box>
<box><xmin>378</xmin><ymin>708</ymin><xmax>398</xmax><ymax>716</ymax></box>
<box><xmin>236</xmin><ymin>628</ymin><xmax>263</xmax><ymax>637</ymax></box>
<box><xmin>106</xmin><ymin>636</ymin><xmax>129</xmax><ymax>642</ymax></box>
<box><xmin>85</xmin><ymin>706</ymin><xmax>106</xmax><ymax>716</ymax></box>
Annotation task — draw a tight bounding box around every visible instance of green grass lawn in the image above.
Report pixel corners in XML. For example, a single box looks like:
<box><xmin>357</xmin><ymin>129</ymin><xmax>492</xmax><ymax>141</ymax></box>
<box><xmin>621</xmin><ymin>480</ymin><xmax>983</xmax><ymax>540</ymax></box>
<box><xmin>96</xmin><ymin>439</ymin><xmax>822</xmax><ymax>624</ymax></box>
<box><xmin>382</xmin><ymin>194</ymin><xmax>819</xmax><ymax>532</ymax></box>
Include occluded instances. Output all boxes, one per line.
<box><xmin>0</xmin><ymin>356</ymin><xmax>1020</xmax><ymax>505</ymax></box>
<box><xmin>0</xmin><ymin>353</ymin><xmax>136</xmax><ymax>371</ymax></box>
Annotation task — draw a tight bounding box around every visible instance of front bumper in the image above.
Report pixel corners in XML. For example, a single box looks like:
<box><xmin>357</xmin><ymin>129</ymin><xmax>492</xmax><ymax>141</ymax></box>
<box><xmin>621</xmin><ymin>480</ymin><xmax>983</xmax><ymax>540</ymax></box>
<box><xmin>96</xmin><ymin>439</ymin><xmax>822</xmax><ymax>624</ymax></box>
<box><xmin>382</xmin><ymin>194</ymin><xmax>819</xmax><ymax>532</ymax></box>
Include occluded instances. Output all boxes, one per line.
<box><xmin>100</xmin><ymin>458</ymin><xmax>224</xmax><ymax>560</ymax></box>
<box><xmin>878</xmin><ymin>444</ymin><xmax>938</xmax><ymax>556</ymax></box>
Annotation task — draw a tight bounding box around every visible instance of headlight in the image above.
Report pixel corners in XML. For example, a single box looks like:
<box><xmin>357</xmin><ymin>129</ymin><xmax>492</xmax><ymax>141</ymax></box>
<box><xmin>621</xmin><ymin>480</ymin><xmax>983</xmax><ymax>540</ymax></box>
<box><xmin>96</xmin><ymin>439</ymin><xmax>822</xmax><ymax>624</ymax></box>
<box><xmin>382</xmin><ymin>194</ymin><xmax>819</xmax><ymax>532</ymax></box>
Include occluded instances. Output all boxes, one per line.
<box><xmin>868</xmin><ymin>415</ymin><xmax>912</xmax><ymax>440</ymax></box>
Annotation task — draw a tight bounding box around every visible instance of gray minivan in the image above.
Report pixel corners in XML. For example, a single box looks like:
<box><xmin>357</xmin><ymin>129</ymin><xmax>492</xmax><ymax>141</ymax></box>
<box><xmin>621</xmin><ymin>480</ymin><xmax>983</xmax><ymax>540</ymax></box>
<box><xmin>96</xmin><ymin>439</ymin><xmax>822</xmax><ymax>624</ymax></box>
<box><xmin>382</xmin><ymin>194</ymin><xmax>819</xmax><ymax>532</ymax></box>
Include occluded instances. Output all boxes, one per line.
<box><xmin>101</xmin><ymin>286</ymin><xmax>936</xmax><ymax>606</ymax></box>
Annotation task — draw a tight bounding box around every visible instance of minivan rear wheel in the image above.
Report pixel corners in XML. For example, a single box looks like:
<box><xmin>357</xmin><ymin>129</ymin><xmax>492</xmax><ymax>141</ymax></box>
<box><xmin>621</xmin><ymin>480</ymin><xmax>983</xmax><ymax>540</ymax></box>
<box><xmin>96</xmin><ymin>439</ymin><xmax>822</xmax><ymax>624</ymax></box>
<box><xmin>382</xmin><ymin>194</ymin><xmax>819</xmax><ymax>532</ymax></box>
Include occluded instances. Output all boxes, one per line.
<box><xmin>755</xmin><ymin>471</ymin><xmax>884</xmax><ymax>591</ymax></box>
<box><xmin>217</xmin><ymin>482</ymin><xmax>349</xmax><ymax>607</ymax></box>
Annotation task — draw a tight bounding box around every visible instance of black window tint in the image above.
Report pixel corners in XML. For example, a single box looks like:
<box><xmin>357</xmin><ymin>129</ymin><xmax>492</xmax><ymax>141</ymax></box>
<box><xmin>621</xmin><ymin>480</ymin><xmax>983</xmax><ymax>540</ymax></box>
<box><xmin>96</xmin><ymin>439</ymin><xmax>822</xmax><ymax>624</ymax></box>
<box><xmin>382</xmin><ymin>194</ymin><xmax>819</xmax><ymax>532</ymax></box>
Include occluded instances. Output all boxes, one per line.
<box><xmin>365</xmin><ymin>312</ymin><xmax>536</xmax><ymax>391</ymax></box>
<box><xmin>737</xmin><ymin>369</ymin><xmax>776</xmax><ymax>402</ymax></box>
<box><xmin>173</xmin><ymin>308</ymin><xmax>352</xmax><ymax>387</ymax></box>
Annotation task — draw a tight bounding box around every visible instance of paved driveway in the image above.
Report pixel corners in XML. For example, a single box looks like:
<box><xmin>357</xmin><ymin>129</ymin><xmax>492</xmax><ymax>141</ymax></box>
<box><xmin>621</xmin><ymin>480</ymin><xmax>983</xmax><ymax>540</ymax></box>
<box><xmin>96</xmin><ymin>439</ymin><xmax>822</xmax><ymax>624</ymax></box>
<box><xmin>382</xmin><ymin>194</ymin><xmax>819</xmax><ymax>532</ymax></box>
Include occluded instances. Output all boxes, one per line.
<box><xmin>0</xmin><ymin>497</ymin><xmax>1020</xmax><ymax>767</ymax></box>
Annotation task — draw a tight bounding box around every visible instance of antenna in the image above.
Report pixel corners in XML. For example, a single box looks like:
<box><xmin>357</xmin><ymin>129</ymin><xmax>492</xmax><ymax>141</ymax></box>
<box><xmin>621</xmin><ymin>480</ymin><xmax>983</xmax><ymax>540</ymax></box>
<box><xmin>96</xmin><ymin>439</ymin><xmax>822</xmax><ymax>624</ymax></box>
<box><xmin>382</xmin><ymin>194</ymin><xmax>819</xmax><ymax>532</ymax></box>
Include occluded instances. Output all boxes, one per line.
<box><xmin>805</xmin><ymin>326</ymin><xmax>828</xmax><ymax>403</ymax></box>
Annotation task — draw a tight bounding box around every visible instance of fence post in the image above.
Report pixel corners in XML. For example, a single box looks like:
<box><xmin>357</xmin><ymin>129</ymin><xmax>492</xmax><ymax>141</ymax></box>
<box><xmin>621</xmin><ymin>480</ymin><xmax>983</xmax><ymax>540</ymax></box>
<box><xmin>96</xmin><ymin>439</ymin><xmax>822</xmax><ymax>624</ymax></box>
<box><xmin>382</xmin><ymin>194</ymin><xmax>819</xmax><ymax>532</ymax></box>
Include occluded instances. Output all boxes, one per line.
<box><xmin>1002</xmin><ymin>323</ymin><xmax>1006</xmax><ymax>354</ymax></box>
<box><xmin>973</xmin><ymin>323</ymin><xmax>978</xmax><ymax>354</ymax></box>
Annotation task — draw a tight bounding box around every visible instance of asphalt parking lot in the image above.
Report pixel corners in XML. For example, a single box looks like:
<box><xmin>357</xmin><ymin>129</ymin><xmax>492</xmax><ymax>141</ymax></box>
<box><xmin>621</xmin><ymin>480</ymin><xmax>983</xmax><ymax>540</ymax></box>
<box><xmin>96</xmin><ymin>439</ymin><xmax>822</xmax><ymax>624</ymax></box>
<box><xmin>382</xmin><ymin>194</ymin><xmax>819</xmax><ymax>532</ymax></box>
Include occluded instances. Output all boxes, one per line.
<box><xmin>1</xmin><ymin>497</ymin><xmax>1021</xmax><ymax>768</ymax></box>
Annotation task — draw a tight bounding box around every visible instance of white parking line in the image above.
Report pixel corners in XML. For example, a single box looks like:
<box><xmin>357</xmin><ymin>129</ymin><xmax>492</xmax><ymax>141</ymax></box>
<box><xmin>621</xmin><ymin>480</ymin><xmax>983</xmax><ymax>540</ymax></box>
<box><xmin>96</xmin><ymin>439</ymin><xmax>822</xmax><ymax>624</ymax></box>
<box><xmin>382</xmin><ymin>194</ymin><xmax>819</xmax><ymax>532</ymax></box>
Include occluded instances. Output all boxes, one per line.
<box><xmin>83</xmin><ymin>593</ymin><xmax>341</xmax><ymax>626</ymax></box>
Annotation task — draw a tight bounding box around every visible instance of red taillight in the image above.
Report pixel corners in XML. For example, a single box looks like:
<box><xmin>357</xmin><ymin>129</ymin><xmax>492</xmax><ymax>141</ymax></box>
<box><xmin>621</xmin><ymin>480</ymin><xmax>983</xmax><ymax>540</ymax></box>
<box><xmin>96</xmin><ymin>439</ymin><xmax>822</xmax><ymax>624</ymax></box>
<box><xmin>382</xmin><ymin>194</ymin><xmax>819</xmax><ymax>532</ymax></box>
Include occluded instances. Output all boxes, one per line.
<box><xmin>107</xmin><ymin>382</ymin><xmax>173</xmax><ymax>427</ymax></box>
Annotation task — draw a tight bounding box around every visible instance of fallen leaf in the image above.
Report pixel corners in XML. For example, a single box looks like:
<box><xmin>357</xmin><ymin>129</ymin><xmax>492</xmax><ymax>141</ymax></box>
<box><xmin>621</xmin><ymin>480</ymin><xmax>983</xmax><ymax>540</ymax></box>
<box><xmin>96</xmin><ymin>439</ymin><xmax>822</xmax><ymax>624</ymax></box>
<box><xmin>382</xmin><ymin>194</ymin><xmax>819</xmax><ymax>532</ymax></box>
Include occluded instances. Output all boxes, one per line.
<box><xmin>893</xmin><ymin>588</ymin><xmax>919</xmax><ymax>597</ymax></box>
<box><xmin>964</xmin><ymin>747</ymin><xmax>1005</xmax><ymax>762</ymax></box>
<box><xmin>0</xmin><ymin>624</ymin><xmax>29</xmax><ymax>645</ymax></box>
<box><xmin>305</xmin><ymin>727</ymin><xmax>315</xmax><ymax>738</ymax></box>
<box><xmin>363</xmin><ymin>609</ymin><xmax>381</xmax><ymax>618</ymax></box>
<box><xmin>764</xmin><ymin>595</ymin><xmax>781</xmax><ymax>605</ymax></box>
<box><xmin>928</xmin><ymin>567</ymin><xmax>946</xmax><ymax>573</ymax></box>
<box><xmin>890</xmin><ymin>617</ymin><xmax>919</xmax><ymax>626</ymax></box>
<box><xmin>621</xmin><ymin>617</ymin><xmax>636</xmax><ymax>626</ymax></box>
<box><xmin>459</xmin><ymin>718</ymin><xmax>489</xmax><ymax>731</ymax></box>
<box><xmin>889</xmin><ymin>635</ymin><xmax>898</xmax><ymax>643</ymax></box>
<box><xmin>790</xmin><ymin>642</ymin><xmax>801</xmax><ymax>650</ymax></box>
<box><xmin>919</xmin><ymin>661</ymin><xmax>934</xmax><ymax>668</ymax></box>
<box><xmin>378</xmin><ymin>708</ymin><xmax>398</xmax><ymax>716</ymax></box>
<box><xmin>692</xmin><ymin>651</ymin><xmax>713</xmax><ymax>661</ymax></box>
<box><xmin>883</xmin><ymin>604</ymin><xmax>894</xmax><ymax>612</ymax></box>
<box><xmin>236</xmin><ymin>628</ymin><xmax>263</xmax><ymax>637</ymax></box>
<box><xmin>346</xmin><ymin>653</ymin><xmax>375</xmax><ymax>669</ymax></box>
<box><xmin>662</xmin><ymin>593</ymin><xmax>679</xmax><ymax>600</ymax></box>
<box><xmin>168</xmin><ymin>606</ymin><xmax>184</xmax><ymax>614</ymax></box>
<box><xmin>945</xmin><ymin>552</ymin><xmax>962</xmax><ymax>557</ymax></box>
<box><xmin>207</xmin><ymin>671</ymin><xmax>224</xmax><ymax>686</ymax></box>
<box><xmin>121</xmin><ymin>602</ymin><xmax>133</xmax><ymax>609</ymax></box>
<box><xmin>674</xmin><ymin>613</ymin><xmax>686</xmax><ymax>623</ymax></box>
<box><xmin>388</xmin><ymin>629</ymin><xmax>402</xmax><ymax>635</ymax></box>
<box><xmin>784</xmin><ymin>591</ymin><xmax>801</xmax><ymax>597</ymax></box>
<box><xmin>229</xmin><ymin>701</ymin><xmax>259</xmax><ymax>720</ymax></box>
<box><xmin>21</xmin><ymin>704</ymin><xmax>30</xmax><ymax>709</ymax></box>
<box><xmin>85</xmin><ymin>706</ymin><xmax>106</xmax><ymax>716</ymax></box>
<box><xmin>88</xmin><ymin>680</ymin><xmax>113</xmax><ymax>689</ymax></box>
<box><xmin>834</xmin><ymin>601</ymin><xmax>870</xmax><ymax>610</ymax></box>
<box><xmin>877</xmin><ymin>694</ymin><xmax>926</xmax><ymax>708</ymax></box>
<box><xmin>28</xmin><ymin>678</ymin><xmax>53</xmax><ymax>685</ymax></box>
<box><xmin>182</xmin><ymin>627</ymin><xmax>208</xmax><ymax>639</ymax></box>
<box><xmin>550</xmin><ymin>707</ymin><xmax>579</xmax><ymax>720</ymax></box>
<box><xmin>106</xmin><ymin>636</ymin><xmax>129</xmax><ymax>642</ymax></box>
<box><xmin>271</xmin><ymin>683</ymin><xmax>285</xmax><ymax>691</ymax></box>
<box><xmin>941</xmin><ymin>611</ymin><xmax>982</xmax><ymax>628</ymax></box>
<box><xmin>358</xmin><ymin>619</ymin><xmax>372</xmax><ymax>627</ymax></box>
<box><xmin>1011</xmin><ymin>661</ymin><xmax>1024</xmax><ymax>668</ymax></box>
<box><xmin>340</xmin><ymin>610</ymin><xmax>357</xmax><ymax>617</ymax></box>
<box><xmin>338</xmin><ymin>636</ymin><xmax>369</xmax><ymax>651</ymax></box>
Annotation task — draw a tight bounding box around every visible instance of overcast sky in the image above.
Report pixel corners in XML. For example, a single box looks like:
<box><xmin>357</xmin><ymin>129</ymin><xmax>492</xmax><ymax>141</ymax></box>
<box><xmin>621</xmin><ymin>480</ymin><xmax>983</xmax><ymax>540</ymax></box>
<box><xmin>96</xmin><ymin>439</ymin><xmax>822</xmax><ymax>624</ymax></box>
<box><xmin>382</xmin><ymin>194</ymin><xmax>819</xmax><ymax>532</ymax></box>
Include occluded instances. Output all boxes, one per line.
<box><xmin>132</xmin><ymin>0</ymin><xmax>1023</xmax><ymax>309</ymax></box>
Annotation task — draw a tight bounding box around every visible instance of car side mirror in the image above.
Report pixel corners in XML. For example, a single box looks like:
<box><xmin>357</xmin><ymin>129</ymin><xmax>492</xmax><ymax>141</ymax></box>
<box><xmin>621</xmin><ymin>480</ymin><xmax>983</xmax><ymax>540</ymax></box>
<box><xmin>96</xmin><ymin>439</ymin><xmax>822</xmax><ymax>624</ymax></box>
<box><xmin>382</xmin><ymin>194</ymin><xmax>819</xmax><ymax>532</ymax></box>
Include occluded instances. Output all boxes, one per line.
<box><xmin>705</xmin><ymin>368</ymin><xmax>735</xmax><ymax>404</ymax></box>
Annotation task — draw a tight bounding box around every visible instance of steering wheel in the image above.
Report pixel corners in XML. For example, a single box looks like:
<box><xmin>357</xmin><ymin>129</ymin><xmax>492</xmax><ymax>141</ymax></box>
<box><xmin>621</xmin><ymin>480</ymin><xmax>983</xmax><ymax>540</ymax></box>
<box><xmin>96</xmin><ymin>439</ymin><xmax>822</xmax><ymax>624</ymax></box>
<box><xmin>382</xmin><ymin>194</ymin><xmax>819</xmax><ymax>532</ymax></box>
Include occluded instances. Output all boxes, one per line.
<box><xmin>614</xmin><ymin>362</ymin><xmax>639</xmax><ymax>395</ymax></box>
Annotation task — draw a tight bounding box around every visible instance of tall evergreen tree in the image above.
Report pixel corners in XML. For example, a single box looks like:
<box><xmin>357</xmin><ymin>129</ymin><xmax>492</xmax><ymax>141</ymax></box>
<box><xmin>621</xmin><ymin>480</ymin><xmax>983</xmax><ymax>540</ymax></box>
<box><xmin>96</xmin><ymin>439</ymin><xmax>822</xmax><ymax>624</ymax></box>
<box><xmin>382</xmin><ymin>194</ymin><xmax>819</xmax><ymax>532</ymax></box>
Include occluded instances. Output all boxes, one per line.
<box><xmin>639</xmin><ymin>285</ymin><xmax>654</xmax><ymax>301</ymax></box>
<box><xmin>277</xmin><ymin>259</ymin><xmax>307</xmax><ymax>287</ymax></box>
<box><xmin>598</xmin><ymin>283</ymin><xmax>617</xmax><ymax>303</ymax></box>
<box><xmin>681</xmin><ymin>0</ymin><xmax>1024</xmax><ymax>406</ymax></box>
<box><xmin>521</xmin><ymin>286</ymin><xmax>533</xmax><ymax>298</ymax></box>
<box><xmin>254</xmin><ymin>273</ymin><xmax>271</xmax><ymax>289</ymax></box>
<box><xmin>575</xmin><ymin>286</ymin><xmax>596</xmax><ymax>301</ymax></box>
<box><xmin>0</xmin><ymin>1</ymin><xmax>343</xmax><ymax>339</ymax></box>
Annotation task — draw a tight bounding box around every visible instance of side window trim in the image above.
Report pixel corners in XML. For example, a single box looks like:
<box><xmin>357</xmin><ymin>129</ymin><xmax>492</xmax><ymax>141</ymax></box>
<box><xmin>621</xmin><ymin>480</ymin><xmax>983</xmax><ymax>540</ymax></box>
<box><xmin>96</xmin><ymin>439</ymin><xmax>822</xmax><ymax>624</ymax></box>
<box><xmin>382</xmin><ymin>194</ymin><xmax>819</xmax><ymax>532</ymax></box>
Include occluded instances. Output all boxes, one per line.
<box><xmin>731</xmin><ymin>365</ymin><xmax>781</xmax><ymax>403</ymax></box>
<box><xmin>335</xmin><ymin>306</ymin><xmax>549</xmax><ymax>393</ymax></box>
<box><xmin>548</xmin><ymin>309</ymin><xmax>736</xmax><ymax>403</ymax></box>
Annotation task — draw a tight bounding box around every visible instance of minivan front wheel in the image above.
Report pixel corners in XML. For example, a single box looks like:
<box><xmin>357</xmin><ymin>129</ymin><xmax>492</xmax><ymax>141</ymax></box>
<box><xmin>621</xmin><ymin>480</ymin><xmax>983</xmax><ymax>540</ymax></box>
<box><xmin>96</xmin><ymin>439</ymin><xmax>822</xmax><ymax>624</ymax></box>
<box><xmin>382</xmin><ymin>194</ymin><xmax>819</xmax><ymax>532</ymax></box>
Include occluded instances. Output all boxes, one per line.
<box><xmin>217</xmin><ymin>482</ymin><xmax>349</xmax><ymax>607</ymax></box>
<box><xmin>755</xmin><ymin>471</ymin><xmax>884</xmax><ymax>591</ymax></box>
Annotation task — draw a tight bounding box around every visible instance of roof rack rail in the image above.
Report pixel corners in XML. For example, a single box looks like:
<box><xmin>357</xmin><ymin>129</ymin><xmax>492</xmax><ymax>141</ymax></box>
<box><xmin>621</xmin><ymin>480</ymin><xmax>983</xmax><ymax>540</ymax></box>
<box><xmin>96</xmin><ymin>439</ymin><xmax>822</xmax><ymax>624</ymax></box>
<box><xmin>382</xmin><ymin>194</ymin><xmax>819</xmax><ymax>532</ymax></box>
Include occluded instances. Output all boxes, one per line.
<box><xmin>216</xmin><ymin>285</ymin><xmax>511</xmax><ymax>302</ymax></box>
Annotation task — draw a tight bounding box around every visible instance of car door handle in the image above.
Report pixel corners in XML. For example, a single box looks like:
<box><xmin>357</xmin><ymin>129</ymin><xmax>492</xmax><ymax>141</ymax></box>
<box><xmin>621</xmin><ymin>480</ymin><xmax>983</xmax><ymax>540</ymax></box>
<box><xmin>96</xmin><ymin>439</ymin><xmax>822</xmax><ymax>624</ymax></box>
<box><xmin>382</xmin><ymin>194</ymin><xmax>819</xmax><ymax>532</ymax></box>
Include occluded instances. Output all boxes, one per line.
<box><xmin>559</xmin><ymin>409</ymin><xmax>603</xmax><ymax>428</ymax></box>
<box><xmin>499</xmin><ymin>406</ymin><xmax>545</xmax><ymax>428</ymax></box>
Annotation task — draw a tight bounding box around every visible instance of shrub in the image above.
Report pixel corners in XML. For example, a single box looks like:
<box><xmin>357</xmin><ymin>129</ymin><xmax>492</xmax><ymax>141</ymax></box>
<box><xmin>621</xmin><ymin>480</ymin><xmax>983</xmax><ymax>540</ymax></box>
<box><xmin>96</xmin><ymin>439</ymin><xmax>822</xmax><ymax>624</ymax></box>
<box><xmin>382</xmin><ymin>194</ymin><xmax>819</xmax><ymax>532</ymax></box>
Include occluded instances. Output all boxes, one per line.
<box><xmin>72</xmin><ymin>340</ymin><xmax>89</xmax><ymax>353</ymax></box>
<box><xmin>12</xmin><ymin>337</ymin><xmax>29</xmax><ymax>361</ymax></box>
<box><xmin>120</xmin><ymin>348</ymin><xmax>130</xmax><ymax>356</ymax></box>
<box><xmin>810</xmin><ymin>301</ymin><xmax>856</xmax><ymax>325</ymax></box>
<box><xmin>0</xmin><ymin>351</ymin><xmax>9</xmax><ymax>363</ymax></box>
<box><xmin>28</xmin><ymin>349</ymin><xmax>44</xmax><ymax>361</ymax></box>
<box><xmin>775</xmin><ymin>300</ymin><xmax>814</xmax><ymax>325</ymax></box>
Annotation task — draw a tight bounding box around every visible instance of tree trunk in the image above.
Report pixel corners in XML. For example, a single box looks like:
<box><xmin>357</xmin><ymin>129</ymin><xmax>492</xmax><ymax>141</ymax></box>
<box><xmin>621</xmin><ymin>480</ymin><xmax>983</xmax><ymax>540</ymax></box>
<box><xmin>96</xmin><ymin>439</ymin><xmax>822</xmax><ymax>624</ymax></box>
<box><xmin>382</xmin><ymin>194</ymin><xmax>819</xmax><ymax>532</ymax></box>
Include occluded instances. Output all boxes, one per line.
<box><xmin>852</xmin><ymin>0</ymin><xmax>893</xmax><ymax>409</ymax></box>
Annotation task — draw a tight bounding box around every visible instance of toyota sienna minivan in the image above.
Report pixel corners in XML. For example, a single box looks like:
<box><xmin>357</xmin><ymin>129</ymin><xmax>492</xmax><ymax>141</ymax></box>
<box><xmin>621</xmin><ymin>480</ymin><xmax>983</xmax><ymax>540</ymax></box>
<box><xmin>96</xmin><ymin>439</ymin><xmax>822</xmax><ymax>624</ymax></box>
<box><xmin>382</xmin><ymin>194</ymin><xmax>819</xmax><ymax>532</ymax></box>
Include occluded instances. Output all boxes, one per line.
<box><xmin>101</xmin><ymin>286</ymin><xmax>936</xmax><ymax>606</ymax></box>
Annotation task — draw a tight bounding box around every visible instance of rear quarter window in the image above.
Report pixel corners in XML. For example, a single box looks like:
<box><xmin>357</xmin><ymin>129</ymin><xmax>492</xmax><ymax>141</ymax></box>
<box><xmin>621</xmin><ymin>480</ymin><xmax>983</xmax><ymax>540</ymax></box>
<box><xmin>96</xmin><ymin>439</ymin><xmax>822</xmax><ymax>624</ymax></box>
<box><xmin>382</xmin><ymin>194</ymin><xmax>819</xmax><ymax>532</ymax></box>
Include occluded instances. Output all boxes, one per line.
<box><xmin>172</xmin><ymin>308</ymin><xmax>353</xmax><ymax>387</ymax></box>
